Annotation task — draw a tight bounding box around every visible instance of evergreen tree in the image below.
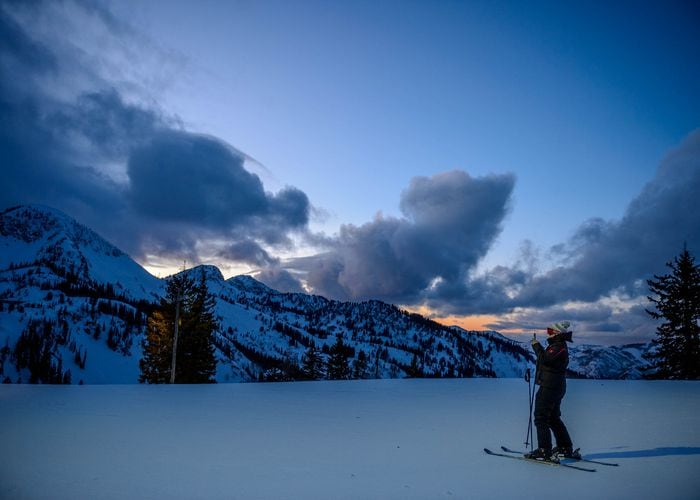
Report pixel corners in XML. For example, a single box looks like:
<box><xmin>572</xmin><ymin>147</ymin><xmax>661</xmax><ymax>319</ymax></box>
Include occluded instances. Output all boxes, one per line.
<box><xmin>646</xmin><ymin>246</ymin><xmax>700</xmax><ymax>380</ymax></box>
<box><xmin>326</xmin><ymin>335</ymin><xmax>351</xmax><ymax>380</ymax></box>
<box><xmin>406</xmin><ymin>353</ymin><xmax>423</xmax><ymax>378</ymax></box>
<box><xmin>373</xmin><ymin>349</ymin><xmax>382</xmax><ymax>379</ymax></box>
<box><xmin>12</xmin><ymin>320</ymin><xmax>71</xmax><ymax>384</ymax></box>
<box><xmin>139</xmin><ymin>275</ymin><xmax>185</xmax><ymax>383</ymax></box>
<box><xmin>178</xmin><ymin>271</ymin><xmax>218</xmax><ymax>383</ymax></box>
<box><xmin>352</xmin><ymin>349</ymin><xmax>369</xmax><ymax>379</ymax></box>
<box><xmin>140</xmin><ymin>270</ymin><xmax>219</xmax><ymax>383</ymax></box>
<box><xmin>301</xmin><ymin>343</ymin><xmax>324</xmax><ymax>380</ymax></box>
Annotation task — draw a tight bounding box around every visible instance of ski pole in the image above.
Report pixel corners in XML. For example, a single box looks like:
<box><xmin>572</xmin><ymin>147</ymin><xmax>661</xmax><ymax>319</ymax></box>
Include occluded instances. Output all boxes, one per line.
<box><xmin>524</xmin><ymin>333</ymin><xmax>538</xmax><ymax>452</ymax></box>
<box><xmin>524</xmin><ymin>367</ymin><xmax>533</xmax><ymax>449</ymax></box>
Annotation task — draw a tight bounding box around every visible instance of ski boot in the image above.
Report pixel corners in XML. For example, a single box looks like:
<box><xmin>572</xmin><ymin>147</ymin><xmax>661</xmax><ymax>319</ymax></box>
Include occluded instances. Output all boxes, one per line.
<box><xmin>524</xmin><ymin>448</ymin><xmax>558</xmax><ymax>462</ymax></box>
<box><xmin>553</xmin><ymin>446</ymin><xmax>582</xmax><ymax>460</ymax></box>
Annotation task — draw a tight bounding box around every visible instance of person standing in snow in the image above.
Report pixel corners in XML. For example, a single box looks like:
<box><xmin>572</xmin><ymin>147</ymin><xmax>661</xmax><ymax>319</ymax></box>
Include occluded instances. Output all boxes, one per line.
<box><xmin>525</xmin><ymin>321</ymin><xmax>581</xmax><ymax>461</ymax></box>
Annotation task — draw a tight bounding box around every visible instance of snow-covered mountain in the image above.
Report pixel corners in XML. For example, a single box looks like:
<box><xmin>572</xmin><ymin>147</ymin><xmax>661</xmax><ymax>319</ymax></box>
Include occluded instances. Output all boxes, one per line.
<box><xmin>568</xmin><ymin>342</ymin><xmax>652</xmax><ymax>379</ymax></box>
<box><xmin>0</xmin><ymin>204</ymin><xmax>163</xmax><ymax>302</ymax></box>
<box><xmin>0</xmin><ymin>205</ymin><xmax>652</xmax><ymax>384</ymax></box>
<box><xmin>0</xmin><ymin>205</ymin><xmax>164</xmax><ymax>383</ymax></box>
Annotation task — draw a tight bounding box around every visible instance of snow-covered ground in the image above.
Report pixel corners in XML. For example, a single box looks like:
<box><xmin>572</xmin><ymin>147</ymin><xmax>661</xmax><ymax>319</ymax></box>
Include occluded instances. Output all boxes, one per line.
<box><xmin>2</xmin><ymin>379</ymin><xmax>699</xmax><ymax>500</ymax></box>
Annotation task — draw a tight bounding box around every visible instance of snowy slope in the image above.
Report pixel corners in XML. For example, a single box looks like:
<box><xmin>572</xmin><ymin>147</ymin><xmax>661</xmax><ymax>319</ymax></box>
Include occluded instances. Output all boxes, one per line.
<box><xmin>1</xmin><ymin>379</ymin><xmax>698</xmax><ymax>500</ymax></box>
<box><xmin>169</xmin><ymin>264</ymin><xmax>535</xmax><ymax>382</ymax></box>
<box><xmin>0</xmin><ymin>205</ymin><xmax>653</xmax><ymax>384</ymax></box>
<box><xmin>0</xmin><ymin>205</ymin><xmax>162</xmax><ymax>301</ymax></box>
<box><xmin>568</xmin><ymin>342</ymin><xmax>652</xmax><ymax>379</ymax></box>
<box><xmin>0</xmin><ymin>205</ymin><xmax>163</xmax><ymax>383</ymax></box>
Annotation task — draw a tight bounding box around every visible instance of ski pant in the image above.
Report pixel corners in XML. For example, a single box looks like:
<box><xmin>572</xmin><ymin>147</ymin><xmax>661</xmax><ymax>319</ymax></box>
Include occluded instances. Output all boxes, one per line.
<box><xmin>534</xmin><ymin>385</ymin><xmax>572</xmax><ymax>451</ymax></box>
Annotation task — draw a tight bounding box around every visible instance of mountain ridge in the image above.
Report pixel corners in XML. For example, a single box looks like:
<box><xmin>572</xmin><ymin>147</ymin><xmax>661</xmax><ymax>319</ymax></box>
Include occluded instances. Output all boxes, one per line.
<box><xmin>0</xmin><ymin>205</ymin><xmax>653</xmax><ymax>383</ymax></box>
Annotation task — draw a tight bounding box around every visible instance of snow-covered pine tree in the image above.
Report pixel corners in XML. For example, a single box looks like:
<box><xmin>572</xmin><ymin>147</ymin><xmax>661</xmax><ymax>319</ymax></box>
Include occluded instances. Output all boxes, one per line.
<box><xmin>646</xmin><ymin>246</ymin><xmax>700</xmax><ymax>380</ymax></box>
<box><xmin>140</xmin><ymin>270</ymin><xmax>218</xmax><ymax>383</ymax></box>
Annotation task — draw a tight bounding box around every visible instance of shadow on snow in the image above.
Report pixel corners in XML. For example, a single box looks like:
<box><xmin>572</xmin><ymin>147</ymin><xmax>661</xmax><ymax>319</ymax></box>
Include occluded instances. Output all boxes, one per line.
<box><xmin>586</xmin><ymin>447</ymin><xmax>700</xmax><ymax>460</ymax></box>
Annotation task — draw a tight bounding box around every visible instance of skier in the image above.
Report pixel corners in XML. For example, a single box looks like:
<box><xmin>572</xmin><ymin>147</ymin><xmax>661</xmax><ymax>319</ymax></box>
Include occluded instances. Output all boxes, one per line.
<box><xmin>525</xmin><ymin>321</ymin><xmax>581</xmax><ymax>462</ymax></box>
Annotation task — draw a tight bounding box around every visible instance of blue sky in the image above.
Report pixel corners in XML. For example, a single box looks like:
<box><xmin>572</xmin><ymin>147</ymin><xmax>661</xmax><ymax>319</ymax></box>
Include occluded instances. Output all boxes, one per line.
<box><xmin>1</xmin><ymin>0</ymin><xmax>698</xmax><ymax>344</ymax></box>
<box><xmin>119</xmin><ymin>0</ymin><xmax>695</xmax><ymax>234</ymax></box>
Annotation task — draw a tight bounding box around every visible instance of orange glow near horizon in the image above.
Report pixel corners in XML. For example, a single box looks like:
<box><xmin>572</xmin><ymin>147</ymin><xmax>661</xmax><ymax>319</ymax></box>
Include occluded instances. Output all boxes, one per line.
<box><xmin>402</xmin><ymin>306</ymin><xmax>499</xmax><ymax>332</ymax></box>
<box><xmin>433</xmin><ymin>314</ymin><xmax>500</xmax><ymax>332</ymax></box>
<box><xmin>401</xmin><ymin>305</ymin><xmax>537</xmax><ymax>341</ymax></box>
<box><xmin>436</xmin><ymin>314</ymin><xmax>539</xmax><ymax>342</ymax></box>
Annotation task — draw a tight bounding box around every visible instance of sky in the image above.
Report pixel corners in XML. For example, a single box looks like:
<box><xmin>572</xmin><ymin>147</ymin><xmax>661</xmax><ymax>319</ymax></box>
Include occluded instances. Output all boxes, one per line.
<box><xmin>1</xmin><ymin>0</ymin><xmax>699</xmax><ymax>344</ymax></box>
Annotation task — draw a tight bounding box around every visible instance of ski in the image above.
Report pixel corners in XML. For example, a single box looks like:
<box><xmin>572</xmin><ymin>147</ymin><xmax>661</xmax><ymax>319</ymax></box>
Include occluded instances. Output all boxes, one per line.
<box><xmin>484</xmin><ymin>448</ymin><xmax>596</xmax><ymax>472</ymax></box>
<box><xmin>501</xmin><ymin>446</ymin><xmax>619</xmax><ymax>467</ymax></box>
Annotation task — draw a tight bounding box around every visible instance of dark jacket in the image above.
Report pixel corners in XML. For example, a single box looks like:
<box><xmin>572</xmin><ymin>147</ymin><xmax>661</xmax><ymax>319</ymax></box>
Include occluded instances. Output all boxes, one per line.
<box><xmin>533</xmin><ymin>331</ymin><xmax>572</xmax><ymax>390</ymax></box>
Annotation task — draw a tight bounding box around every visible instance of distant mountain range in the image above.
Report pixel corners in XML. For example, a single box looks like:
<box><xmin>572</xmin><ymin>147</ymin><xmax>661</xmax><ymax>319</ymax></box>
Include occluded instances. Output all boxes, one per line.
<box><xmin>0</xmin><ymin>205</ymin><xmax>653</xmax><ymax>384</ymax></box>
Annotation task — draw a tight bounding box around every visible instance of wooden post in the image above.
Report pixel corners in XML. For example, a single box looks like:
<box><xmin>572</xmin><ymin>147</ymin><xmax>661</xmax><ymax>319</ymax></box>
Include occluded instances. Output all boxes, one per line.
<box><xmin>170</xmin><ymin>294</ymin><xmax>181</xmax><ymax>384</ymax></box>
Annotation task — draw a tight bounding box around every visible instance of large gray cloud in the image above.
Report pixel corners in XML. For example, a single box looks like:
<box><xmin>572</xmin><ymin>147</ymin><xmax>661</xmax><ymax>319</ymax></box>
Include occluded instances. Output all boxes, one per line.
<box><xmin>0</xmin><ymin>0</ymin><xmax>310</xmax><ymax>262</ymax></box>
<box><xmin>415</xmin><ymin>129</ymin><xmax>700</xmax><ymax>343</ymax></box>
<box><xmin>128</xmin><ymin>131</ymin><xmax>309</xmax><ymax>242</ymax></box>
<box><xmin>284</xmin><ymin>170</ymin><xmax>515</xmax><ymax>303</ymax></box>
<box><xmin>512</xmin><ymin>130</ymin><xmax>700</xmax><ymax>309</ymax></box>
<box><xmin>255</xmin><ymin>267</ymin><xmax>306</xmax><ymax>294</ymax></box>
<box><xmin>220</xmin><ymin>239</ymin><xmax>279</xmax><ymax>268</ymax></box>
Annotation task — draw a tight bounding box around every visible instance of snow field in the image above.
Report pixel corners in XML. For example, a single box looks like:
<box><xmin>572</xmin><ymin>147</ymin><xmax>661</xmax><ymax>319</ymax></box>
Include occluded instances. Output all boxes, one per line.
<box><xmin>1</xmin><ymin>379</ymin><xmax>699</xmax><ymax>499</ymax></box>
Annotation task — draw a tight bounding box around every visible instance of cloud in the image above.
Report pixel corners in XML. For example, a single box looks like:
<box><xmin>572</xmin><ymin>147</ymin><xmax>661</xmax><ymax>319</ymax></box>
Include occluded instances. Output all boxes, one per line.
<box><xmin>441</xmin><ymin>130</ymin><xmax>700</xmax><ymax>342</ymax></box>
<box><xmin>254</xmin><ymin>267</ymin><xmax>305</xmax><ymax>294</ymax></box>
<box><xmin>127</xmin><ymin>131</ymin><xmax>309</xmax><ymax>241</ymax></box>
<box><xmin>52</xmin><ymin>89</ymin><xmax>168</xmax><ymax>162</ymax></box>
<box><xmin>285</xmin><ymin>170</ymin><xmax>515</xmax><ymax>303</ymax></box>
<box><xmin>485</xmin><ymin>298</ymin><xmax>653</xmax><ymax>345</ymax></box>
<box><xmin>512</xmin><ymin>129</ymin><xmax>700</xmax><ymax>310</ymax></box>
<box><xmin>219</xmin><ymin>240</ymin><xmax>279</xmax><ymax>268</ymax></box>
<box><xmin>416</xmin><ymin>129</ymin><xmax>700</xmax><ymax>323</ymax></box>
<box><xmin>0</xmin><ymin>2</ymin><xmax>57</xmax><ymax>77</ymax></box>
<box><xmin>0</xmin><ymin>1</ymin><xmax>166</xmax><ymax>230</ymax></box>
<box><xmin>0</xmin><ymin>0</ymin><xmax>310</xmax><ymax>265</ymax></box>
